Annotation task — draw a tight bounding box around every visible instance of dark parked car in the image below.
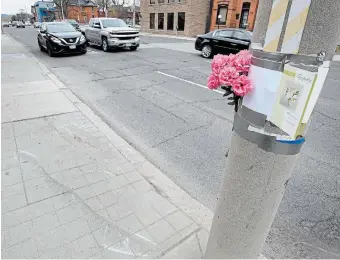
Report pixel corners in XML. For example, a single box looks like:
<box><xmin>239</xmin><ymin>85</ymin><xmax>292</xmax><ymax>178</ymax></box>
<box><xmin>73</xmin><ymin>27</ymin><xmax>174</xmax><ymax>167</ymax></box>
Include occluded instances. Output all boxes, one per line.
<box><xmin>16</xmin><ymin>21</ymin><xmax>25</xmax><ymax>28</ymax></box>
<box><xmin>2</xmin><ymin>22</ymin><xmax>10</xmax><ymax>27</ymax></box>
<box><xmin>37</xmin><ymin>22</ymin><xmax>87</xmax><ymax>57</ymax></box>
<box><xmin>195</xmin><ymin>29</ymin><xmax>252</xmax><ymax>58</ymax></box>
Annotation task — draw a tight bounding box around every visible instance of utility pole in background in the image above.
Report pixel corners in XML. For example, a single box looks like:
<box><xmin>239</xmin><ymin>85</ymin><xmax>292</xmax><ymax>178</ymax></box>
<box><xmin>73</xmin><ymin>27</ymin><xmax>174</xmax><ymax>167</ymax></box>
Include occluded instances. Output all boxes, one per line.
<box><xmin>77</xmin><ymin>0</ymin><xmax>80</xmax><ymax>22</ymax></box>
<box><xmin>19</xmin><ymin>9</ymin><xmax>25</xmax><ymax>22</ymax></box>
<box><xmin>61</xmin><ymin>0</ymin><xmax>65</xmax><ymax>19</ymax></box>
<box><xmin>132</xmin><ymin>0</ymin><xmax>136</xmax><ymax>27</ymax></box>
<box><xmin>204</xmin><ymin>0</ymin><xmax>340</xmax><ymax>258</ymax></box>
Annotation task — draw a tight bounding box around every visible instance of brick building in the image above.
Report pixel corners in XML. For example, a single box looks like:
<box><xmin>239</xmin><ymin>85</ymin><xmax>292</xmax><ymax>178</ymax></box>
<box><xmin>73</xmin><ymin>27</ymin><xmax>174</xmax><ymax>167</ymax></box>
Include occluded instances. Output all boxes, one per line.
<box><xmin>140</xmin><ymin>0</ymin><xmax>211</xmax><ymax>37</ymax></box>
<box><xmin>210</xmin><ymin>0</ymin><xmax>259</xmax><ymax>31</ymax></box>
<box><xmin>54</xmin><ymin>0</ymin><xmax>98</xmax><ymax>23</ymax></box>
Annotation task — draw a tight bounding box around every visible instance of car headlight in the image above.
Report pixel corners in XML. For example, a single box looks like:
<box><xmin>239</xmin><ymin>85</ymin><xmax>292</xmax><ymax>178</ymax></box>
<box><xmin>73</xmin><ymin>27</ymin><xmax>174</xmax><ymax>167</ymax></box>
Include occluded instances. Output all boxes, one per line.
<box><xmin>50</xmin><ymin>36</ymin><xmax>62</xmax><ymax>44</ymax></box>
<box><xmin>80</xmin><ymin>35</ymin><xmax>86</xmax><ymax>43</ymax></box>
<box><xmin>110</xmin><ymin>37</ymin><xmax>119</xmax><ymax>41</ymax></box>
<box><xmin>134</xmin><ymin>37</ymin><xmax>140</xmax><ymax>41</ymax></box>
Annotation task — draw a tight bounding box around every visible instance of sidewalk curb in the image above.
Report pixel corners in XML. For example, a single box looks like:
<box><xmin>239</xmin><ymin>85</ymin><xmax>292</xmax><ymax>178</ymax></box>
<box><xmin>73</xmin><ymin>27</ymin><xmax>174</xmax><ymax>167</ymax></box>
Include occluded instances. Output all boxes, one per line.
<box><xmin>140</xmin><ymin>32</ymin><xmax>196</xmax><ymax>41</ymax></box>
<box><xmin>4</xmin><ymin>33</ymin><xmax>214</xmax><ymax>255</ymax></box>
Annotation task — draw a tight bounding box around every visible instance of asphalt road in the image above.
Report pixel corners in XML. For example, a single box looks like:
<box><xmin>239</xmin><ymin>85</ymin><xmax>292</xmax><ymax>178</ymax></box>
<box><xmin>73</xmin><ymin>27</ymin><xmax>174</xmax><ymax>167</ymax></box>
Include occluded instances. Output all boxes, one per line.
<box><xmin>4</xmin><ymin>26</ymin><xmax>340</xmax><ymax>259</ymax></box>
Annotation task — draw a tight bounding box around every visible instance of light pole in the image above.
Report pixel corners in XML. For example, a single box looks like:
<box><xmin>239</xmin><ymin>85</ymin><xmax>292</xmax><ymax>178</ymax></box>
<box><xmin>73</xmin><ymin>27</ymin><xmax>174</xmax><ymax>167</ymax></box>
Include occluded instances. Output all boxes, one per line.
<box><xmin>61</xmin><ymin>0</ymin><xmax>65</xmax><ymax>20</ymax></box>
<box><xmin>204</xmin><ymin>0</ymin><xmax>340</xmax><ymax>258</ymax></box>
<box><xmin>25</xmin><ymin>5</ymin><xmax>29</xmax><ymax>22</ymax></box>
<box><xmin>132</xmin><ymin>0</ymin><xmax>136</xmax><ymax>28</ymax></box>
<box><xmin>77</xmin><ymin>0</ymin><xmax>80</xmax><ymax>22</ymax></box>
<box><xmin>19</xmin><ymin>9</ymin><xmax>24</xmax><ymax>22</ymax></box>
<box><xmin>217</xmin><ymin>14</ymin><xmax>221</xmax><ymax>30</ymax></box>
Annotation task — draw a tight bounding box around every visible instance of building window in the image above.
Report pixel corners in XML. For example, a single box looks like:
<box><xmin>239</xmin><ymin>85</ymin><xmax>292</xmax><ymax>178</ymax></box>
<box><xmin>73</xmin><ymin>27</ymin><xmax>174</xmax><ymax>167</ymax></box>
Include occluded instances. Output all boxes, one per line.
<box><xmin>216</xmin><ymin>5</ymin><xmax>228</xmax><ymax>25</ymax></box>
<box><xmin>239</xmin><ymin>2</ymin><xmax>250</xmax><ymax>29</ymax></box>
<box><xmin>177</xmin><ymin>12</ymin><xmax>185</xmax><ymax>31</ymax></box>
<box><xmin>167</xmin><ymin>13</ymin><xmax>174</xmax><ymax>30</ymax></box>
<box><xmin>158</xmin><ymin>0</ymin><xmax>165</xmax><ymax>3</ymax></box>
<box><xmin>150</xmin><ymin>0</ymin><xmax>156</xmax><ymax>4</ymax></box>
<box><xmin>150</xmin><ymin>13</ymin><xmax>155</xmax><ymax>29</ymax></box>
<box><xmin>158</xmin><ymin>13</ymin><xmax>164</xmax><ymax>30</ymax></box>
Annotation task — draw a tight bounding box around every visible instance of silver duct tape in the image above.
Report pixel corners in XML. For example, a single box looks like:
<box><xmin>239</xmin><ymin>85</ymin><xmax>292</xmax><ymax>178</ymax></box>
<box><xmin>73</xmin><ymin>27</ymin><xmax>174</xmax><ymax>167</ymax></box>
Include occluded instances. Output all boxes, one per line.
<box><xmin>251</xmin><ymin>49</ymin><xmax>323</xmax><ymax>72</ymax></box>
<box><xmin>251</xmin><ymin>49</ymin><xmax>289</xmax><ymax>71</ymax></box>
<box><xmin>251</xmin><ymin>57</ymin><xmax>284</xmax><ymax>71</ymax></box>
<box><xmin>239</xmin><ymin>105</ymin><xmax>267</xmax><ymax>127</ymax></box>
<box><xmin>252</xmin><ymin>49</ymin><xmax>289</xmax><ymax>61</ymax></box>
<box><xmin>233</xmin><ymin>113</ymin><xmax>304</xmax><ymax>155</ymax></box>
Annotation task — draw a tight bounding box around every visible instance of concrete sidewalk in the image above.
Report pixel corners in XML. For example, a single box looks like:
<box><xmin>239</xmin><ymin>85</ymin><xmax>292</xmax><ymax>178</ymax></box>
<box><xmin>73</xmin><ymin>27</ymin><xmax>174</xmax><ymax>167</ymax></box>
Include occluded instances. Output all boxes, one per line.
<box><xmin>1</xmin><ymin>34</ymin><xmax>213</xmax><ymax>259</ymax></box>
<box><xmin>140</xmin><ymin>32</ymin><xmax>196</xmax><ymax>42</ymax></box>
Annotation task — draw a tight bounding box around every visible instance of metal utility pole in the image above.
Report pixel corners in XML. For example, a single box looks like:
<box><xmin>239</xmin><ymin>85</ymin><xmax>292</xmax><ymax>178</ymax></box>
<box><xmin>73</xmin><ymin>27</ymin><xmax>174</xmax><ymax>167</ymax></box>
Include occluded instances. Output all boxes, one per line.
<box><xmin>204</xmin><ymin>0</ymin><xmax>340</xmax><ymax>258</ymax></box>
<box><xmin>132</xmin><ymin>0</ymin><xmax>136</xmax><ymax>27</ymax></box>
<box><xmin>77</xmin><ymin>0</ymin><xmax>80</xmax><ymax>22</ymax></box>
<box><xmin>19</xmin><ymin>9</ymin><xmax>24</xmax><ymax>22</ymax></box>
<box><xmin>25</xmin><ymin>6</ymin><xmax>28</xmax><ymax>21</ymax></box>
<box><xmin>61</xmin><ymin>0</ymin><xmax>65</xmax><ymax>19</ymax></box>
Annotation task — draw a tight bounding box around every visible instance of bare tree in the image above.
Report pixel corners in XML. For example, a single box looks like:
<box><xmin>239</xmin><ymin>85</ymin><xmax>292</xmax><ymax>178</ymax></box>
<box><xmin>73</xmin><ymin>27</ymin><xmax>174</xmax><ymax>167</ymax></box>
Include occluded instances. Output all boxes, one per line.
<box><xmin>111</xmin><ymin>0</ymin><xmax>125</xmax><ymax>5</ymax></box>
<box><xmin>53</xmin><ymin>0</ymin><xmax>71</xmax><ymax>18</ymax></box>
<box><xmin>95</xmin><ymin>0</ymin><xmax>112</xmax><ymax>16</ymax></box>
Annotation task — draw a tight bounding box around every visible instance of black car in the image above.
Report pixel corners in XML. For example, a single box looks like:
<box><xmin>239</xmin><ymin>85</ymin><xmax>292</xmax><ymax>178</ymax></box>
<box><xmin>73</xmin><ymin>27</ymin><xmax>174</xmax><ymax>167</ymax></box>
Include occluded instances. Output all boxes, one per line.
<box><xmin>195</xmin><ymin>29</ymin><xmax>252</xmax><ymax>58</ymax></box>
<box><xmin>38</xmin><ymin>22</ymin><xmax>87</xmax><ymax>57</ymax></box>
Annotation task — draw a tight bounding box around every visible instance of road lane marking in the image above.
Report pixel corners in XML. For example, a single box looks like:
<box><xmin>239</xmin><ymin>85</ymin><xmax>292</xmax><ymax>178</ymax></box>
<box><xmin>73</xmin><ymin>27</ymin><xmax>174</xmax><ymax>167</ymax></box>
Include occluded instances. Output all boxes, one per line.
<box><xmin>156</xmin><ymin>71</ymin><xmax>224</xmax><ymax>94</ymax></box>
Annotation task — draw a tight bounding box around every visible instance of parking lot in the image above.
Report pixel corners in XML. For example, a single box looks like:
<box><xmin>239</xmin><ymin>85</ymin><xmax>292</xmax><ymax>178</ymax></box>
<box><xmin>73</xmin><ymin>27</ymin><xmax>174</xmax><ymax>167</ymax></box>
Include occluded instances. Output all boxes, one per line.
<box><xmin>4</xmin><ymin>26</ymin><xmax>340</xmax><ymax>258</ymax></box>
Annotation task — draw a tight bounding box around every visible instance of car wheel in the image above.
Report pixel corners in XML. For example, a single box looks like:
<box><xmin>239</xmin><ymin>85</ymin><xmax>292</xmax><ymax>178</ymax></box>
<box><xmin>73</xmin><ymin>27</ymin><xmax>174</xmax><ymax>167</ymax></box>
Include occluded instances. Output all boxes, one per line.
<box><xmin>81</xmin><ymin>49</ymin><xmax>87</xmax><ymax>55</ymax></box>
<box><xmin>47</xmin><ymin>44</ymin><xmax>54</xmax><ymax>57</ymax></box>
<box><xmin>201</xmin><ymin>44</ymin><xmax>213</xmax><ymax>58</ymax></box>
<box><xmin>102</xmin><ymin>38</ymin><xmax>109</xmax><ymax>52</ymax></box>
<box><xmin>130</xmin><ymin>46</ymin><xmax>138</xmax><ymax>51</ymax></box>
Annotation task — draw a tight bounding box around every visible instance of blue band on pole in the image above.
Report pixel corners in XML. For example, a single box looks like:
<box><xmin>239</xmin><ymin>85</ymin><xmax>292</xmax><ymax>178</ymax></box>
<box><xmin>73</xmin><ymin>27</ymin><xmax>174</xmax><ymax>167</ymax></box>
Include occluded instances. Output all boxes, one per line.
<box><xmin>276</xmin><ymin>138</ymin><xmax>305</xmax><ymax>144</ymax></box>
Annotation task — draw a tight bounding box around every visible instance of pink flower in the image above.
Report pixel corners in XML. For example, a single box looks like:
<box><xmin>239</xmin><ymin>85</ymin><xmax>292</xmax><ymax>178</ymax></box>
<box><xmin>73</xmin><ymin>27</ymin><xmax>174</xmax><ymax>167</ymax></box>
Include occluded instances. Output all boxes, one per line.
<box><xmin>211</xmin><ymin>54</ymin><xmax>229</xmax><ymax>76</ymax></box>
<box><xmin>237</xmin><ymin>50</ymin><xmax>251</xmax><ymax>57</ymax></box>
<box><xmin>219</xmin><ymin>66</ymin><xmax>239</xmax><ymax>86</ymax></box>
<box><xmin>227</xmin><ymin>54</ymin><xmax>237</xmax><ymax>64</ymax></box>
<box><xmin>207</xmin><ymin>74</ymin><xmax>220</xmax><ymax>89</ymax></box>
<box><xmin>233</xmin><ymin>51</ymin><xmax>252</xmax><ymax>73</ymax></box>
<box><xmin>231</xmin><ymin>75</ymin><xmax>253</xmax><ymax>96</ymax></box>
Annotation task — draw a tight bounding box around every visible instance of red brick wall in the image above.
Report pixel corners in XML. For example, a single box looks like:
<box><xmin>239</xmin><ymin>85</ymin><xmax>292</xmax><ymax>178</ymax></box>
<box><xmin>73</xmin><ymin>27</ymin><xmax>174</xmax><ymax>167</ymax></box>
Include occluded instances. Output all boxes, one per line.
<box><xmin>67</xmin><ymin>6</ymin><xmax>98</xmax><ymax>23</ymax></box>
<box><xmin>210</xmin><ymin>0</ymin><xmax>258</xmax><ymax>31</ymax></box>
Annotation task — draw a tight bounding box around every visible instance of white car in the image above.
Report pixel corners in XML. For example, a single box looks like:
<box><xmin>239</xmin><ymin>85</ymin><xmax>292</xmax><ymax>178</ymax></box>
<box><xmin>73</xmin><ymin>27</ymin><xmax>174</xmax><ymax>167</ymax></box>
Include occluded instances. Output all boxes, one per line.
<box><xmin>34</xmin><ymin>22</ymin><xmax>41</xmax><ymax>28</ymax></box>
<box><xmin>25</xmin><ymin>21</ymin><xmax>31</xmax><ymax>26</ymax></box>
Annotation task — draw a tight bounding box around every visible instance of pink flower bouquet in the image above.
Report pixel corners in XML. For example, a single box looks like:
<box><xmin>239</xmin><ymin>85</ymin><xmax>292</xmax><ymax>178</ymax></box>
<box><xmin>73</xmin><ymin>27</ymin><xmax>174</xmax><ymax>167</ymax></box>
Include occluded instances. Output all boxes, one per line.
<box><xmin>207</xmin><ymin>50</ymin><xmax>253</xmax><ymax>111</ymax></box>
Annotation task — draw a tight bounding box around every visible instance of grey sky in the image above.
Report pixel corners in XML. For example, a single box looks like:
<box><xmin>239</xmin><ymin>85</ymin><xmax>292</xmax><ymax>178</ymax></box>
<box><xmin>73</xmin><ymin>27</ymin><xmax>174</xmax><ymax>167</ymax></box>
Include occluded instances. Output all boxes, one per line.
<box><xmin>1</xmin><ymin>0</ymin><xmax>35</xmax><ymax>14</ymax></box>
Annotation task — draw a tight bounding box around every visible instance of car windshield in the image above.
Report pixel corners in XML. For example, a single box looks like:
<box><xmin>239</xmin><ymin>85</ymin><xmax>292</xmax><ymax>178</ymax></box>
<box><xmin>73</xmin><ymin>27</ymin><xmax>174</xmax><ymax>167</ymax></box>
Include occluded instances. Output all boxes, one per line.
<box><xmin>101</xmin><ymin>19</ymin><xmax>127</xmax><ymax>28</ymax></box>
<box><xmin>47</xmin><ymin>23</ymin><xmax>76</xmax><ymax>33</ymax></box>
<box><xmin>67</xmin><ymin>20</ymin><xmax>78</xmax><ymax>25</ymax></box>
